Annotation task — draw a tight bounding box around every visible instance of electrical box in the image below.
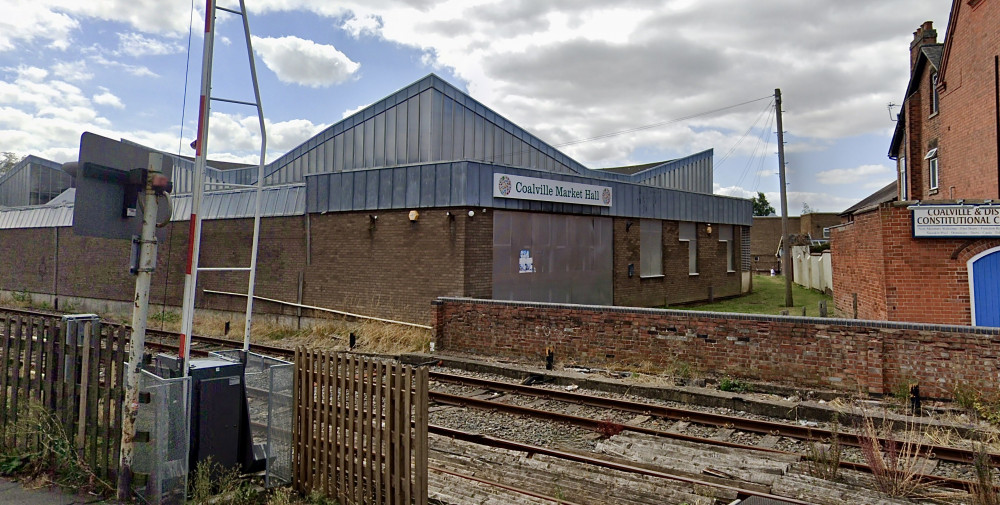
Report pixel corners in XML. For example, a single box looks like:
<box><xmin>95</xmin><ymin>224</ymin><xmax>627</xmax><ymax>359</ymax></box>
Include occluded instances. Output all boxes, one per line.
<box><xmin>187</xmin><ymin>357</ymin><xmax>245</xmax><ymax>471</ymax></box>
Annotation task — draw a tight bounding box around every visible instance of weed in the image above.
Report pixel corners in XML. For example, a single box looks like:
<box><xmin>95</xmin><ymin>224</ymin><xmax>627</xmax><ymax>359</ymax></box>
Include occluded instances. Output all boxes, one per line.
<box><xmin>951</xmin><ymin>384</ymin><xmax>1000</xmax><ymax>426</ymax></box>
<box><xmin>150</xmin><ymin>310</ymin><xmax>180</xmax><ymax>324</ymax></box>
<box><xmin>672</xmin><ymin>360</ymin><xmax>692</xmax><ymax>379</ymax></box>
<box><xmin>718</xmin><ymin>377</ymin><xmax>752</xmax><ymax>394</ymax></box>
<box><xmin>971</xmin><ymin>442</ymin><xmax>1000</xmax><ymax>505</ymax></box>
<box><xmin>267</xmin><ymin>487</ymin><xmax>295</xmax><ymax>505</ymax></box>
<box><xmin>855</xmin><ymin>409</ymin><xmax>932</xmax><ymax>497</ymax></box>
<box><xmin>0</xmin><ymin>401</ymin><xmax>112</xmax><ymax>495</ymax></box>
<box><xmin>10</xmin><ymin>289</ymin><xmax>31</xmax><ymax>304</ymax></box>
<box><xmin>308</xmin><ymin>489</ymin><xmax>336</xmax><ymax>505</ymax></box>
<box><xmin>806</xmin><ymin>416</ymin><xmax>841</xmax><ymax>480</ymax></box>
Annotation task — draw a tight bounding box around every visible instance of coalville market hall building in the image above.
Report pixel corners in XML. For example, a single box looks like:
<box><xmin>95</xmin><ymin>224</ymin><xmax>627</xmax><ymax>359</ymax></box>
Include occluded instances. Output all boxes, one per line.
<box><xmin>0</xmin><ymin>74</ymin><xmax>752</xmax><ymax>325</ymax></box>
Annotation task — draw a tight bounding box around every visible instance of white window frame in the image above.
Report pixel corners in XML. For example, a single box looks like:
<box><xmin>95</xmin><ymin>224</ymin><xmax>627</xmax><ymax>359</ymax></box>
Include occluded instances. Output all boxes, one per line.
<box><xmin>719</xmin><ymin>225</ymin><xmax>736</xmax><ymax>273</ymax></box>
<box><xmin>899</xmin><ymin>156</ymin><xmax>908</xmax><ymax>200</ymax></box>
<box><xmin>925</xmin><ymin>148</ymin><xmax>939</xmax><ymax>190</ymax></box>
<box><xmin>679</xmin><ymin>222</ymin><xmax>698</xmax><ymax>275</ymax></box>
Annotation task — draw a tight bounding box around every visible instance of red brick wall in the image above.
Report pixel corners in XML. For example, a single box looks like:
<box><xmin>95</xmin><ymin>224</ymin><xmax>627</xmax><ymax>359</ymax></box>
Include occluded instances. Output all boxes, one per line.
<box><xmin>433</xmin><ymin>298</ymin><xmax>1000</xmax><ymax>399</ymax></box>
<box><xmin>612</xmin><ymin>219</ymin><xmax>741</xmax><ymax>307</ymax></box>
<box><xmin>831</xmin><ymin>209</ymin><xmax>887</xmax><ymax>320</ymax></box>
<box><xmin>832</xmin><ymin>203</ymin><xmax>1000</xmax><ymax>325</ymax></box>
<box><xmin>938</xmin><ymin>0</ymin><xmax>1000</xmax><ymax>200</ymax></box>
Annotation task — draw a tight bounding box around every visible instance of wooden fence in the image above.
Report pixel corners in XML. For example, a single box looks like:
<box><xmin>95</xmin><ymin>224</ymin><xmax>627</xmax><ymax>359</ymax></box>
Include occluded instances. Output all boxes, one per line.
<box><xmin>0</xmin><ymin>311</ymin><xmax>127</xmax><ymax>481</ymax></box>
<box><xmin>293</xmin><ymin>349</ymin><xmax>428</xmax><ymax>505</ymax></box>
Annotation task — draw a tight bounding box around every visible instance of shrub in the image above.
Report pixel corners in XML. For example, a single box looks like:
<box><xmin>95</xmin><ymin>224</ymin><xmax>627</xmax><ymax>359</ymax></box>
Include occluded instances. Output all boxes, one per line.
<box><xmin>856</xmin><ymin>410</ymin><xmax>932</xmax><ymax>497</ymax></box>
<box><xmin>719</xmin><ymin>377</ymin><xmax>752</xmax><ymax>394</ymax></box>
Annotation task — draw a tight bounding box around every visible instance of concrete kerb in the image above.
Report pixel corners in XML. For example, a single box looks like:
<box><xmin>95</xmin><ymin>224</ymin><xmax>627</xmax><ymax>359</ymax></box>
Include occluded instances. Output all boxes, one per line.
<box><xmin>402</xmin><ymin>352</ymin><xmax>983</xmax><ymax>439</ymax></box>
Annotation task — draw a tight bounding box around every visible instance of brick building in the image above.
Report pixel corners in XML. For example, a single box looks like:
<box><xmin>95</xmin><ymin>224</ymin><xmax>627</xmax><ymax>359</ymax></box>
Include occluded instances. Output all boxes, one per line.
<box><xmin>0</xmin><ymin>75</ymin><xmax>752</xmax><ymax>324</ymax></box>
<box><xmin>750</xmin><ymin>213</ymin><xmax>839</xmax><ymax>273</ymax></box>
<box><xmin>832</xmin><ymin>1</ymin><xmax>1000</xmax><ymax>326</ymax></box>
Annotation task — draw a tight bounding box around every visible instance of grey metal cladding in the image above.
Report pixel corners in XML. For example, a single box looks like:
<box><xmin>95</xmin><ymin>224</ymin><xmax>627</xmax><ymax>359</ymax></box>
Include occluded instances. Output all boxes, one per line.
<box><xmin>0</xmin><ymin>203</ymin><xmax>73</xmax><ymax>229</ymax></box>
<box><xmin>0</xmin><ymin>156</ymin><xmax>72</xmax><ymax>207</ymax></box>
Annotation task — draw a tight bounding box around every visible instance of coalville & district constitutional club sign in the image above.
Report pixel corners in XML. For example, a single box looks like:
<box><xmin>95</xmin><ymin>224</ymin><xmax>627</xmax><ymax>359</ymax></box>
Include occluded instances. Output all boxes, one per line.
<box><xmin>911</xmin><ymin>204</ymin><xmax>1000</xmax><ymax>237</ymax></box>
<box><xmin>493</xmin><ymin>173</ymin><xmax>612</xmax><ymax>207</ymax></box>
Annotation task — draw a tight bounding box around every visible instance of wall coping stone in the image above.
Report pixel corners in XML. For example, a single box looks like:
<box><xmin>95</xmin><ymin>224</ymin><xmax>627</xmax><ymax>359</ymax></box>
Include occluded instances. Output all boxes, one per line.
<box><xmin>436</xmin><ymin>297</ymin><xmax>1000</xmax><ymax>336</ymax></box>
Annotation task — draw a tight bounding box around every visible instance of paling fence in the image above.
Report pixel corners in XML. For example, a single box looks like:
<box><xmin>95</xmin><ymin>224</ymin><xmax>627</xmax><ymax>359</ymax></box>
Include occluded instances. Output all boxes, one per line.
<box><xmin>294</xmin><ymin>349</ymin><xmax>428</xmax><ymax>505</ymax></box>
<box><xmin>0</xmin><ymin>311</ymin><xmax>127</xmax><ymax>482</ymax></box>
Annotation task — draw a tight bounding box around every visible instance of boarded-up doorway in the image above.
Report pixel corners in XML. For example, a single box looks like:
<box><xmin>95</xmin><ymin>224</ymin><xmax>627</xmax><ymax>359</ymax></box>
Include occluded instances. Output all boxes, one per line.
<box><xmin>492</xmin><ymin>210</ymin><xmax>613</xmax><ymax>305</ymax></box>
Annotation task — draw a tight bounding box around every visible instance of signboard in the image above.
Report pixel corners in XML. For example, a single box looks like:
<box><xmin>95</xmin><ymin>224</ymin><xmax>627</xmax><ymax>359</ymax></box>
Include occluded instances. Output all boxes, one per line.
<box><xmin>494</xmin><ymin>173</ymin><xmax>612</xmax><ymax>207</ymax></box>
<box><xmin>911</xmin><ymin>204</ymin><xmax>1000</xmax><ymax>238</ymax></box>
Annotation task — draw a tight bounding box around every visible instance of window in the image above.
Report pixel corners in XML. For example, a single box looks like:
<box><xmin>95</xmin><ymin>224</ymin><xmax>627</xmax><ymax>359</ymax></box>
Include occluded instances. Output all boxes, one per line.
<box><xmin>899</xmin><ymin>156</ymin><xmax>907</xmax><ymax>200</ymax></box>
<box><xmin>822</xmin><ymin>227</ymin><xmax>831</xmax><ymax>239</ymax></box>
<box><xmin>925</xmin><ymin>148</ymin><xmax>939</xmax><ymax>190</ymax></box>
<box><xmin>930</xmin><ymin>72</ymin><xmax>939</xmax><ymax>115</ymax></box>
<box><xmin>639</xmin><ymin>219</ymin><xmax>663</xmax><ymax>277</ymax></box>
<box><xmin>719</xmin><ymin>225</ymin><xmax>736</xmax><ymax>272</ymax></box>
<box><xmin>679</xmin><ymin>222</ymin><xmax>697</xmax><ymax>275</ymax></box>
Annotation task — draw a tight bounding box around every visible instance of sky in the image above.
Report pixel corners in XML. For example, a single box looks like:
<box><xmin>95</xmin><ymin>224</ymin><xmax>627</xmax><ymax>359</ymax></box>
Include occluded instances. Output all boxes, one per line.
<box><xmin>0</xmin><ymin>0</ymin><xmax>954</xmax><ymax>213</ymax></box>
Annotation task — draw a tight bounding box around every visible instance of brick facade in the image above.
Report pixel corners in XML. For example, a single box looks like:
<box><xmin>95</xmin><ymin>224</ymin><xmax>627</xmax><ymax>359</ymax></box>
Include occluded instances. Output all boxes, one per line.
<box><xmin>1</xmin><ymin>209</ymin><xmax>745</xmax><ymax>323</ymax></box>
<box><xmin>433</xmin><ymin>297</ymin><xmax>1000</xmax><ymax>399</ymax></box>
<box><xmin>612</xmin><ymin>219</ymin><xmax>742</xmax><ymax>307</ymax></box>
<box><xmin>832</xmin><ymin>203</ymin><xmax>1000</xmax><ymax>325</ymax></box>
<box><xmin>937</xmin><ymin>1</ymin><xmax>1000</xmax><ymax>199</ymax></box>
<box><xmin>834</xmin><ymin>5</ymin><xmax>1000</xmax><ymax>326</ymax></box>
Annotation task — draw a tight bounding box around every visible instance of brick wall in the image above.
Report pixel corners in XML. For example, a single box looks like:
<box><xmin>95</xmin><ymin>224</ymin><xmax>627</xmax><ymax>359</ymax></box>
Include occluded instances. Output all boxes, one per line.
<box><xmin>1</xmin><ymin>208</ymin><xmax>742</xmax><ymax>324</ymax></box>
<box><xmin>938</xmin><ymin>0</ymin><xmax>1000</xmax><ymax>199</ymax></box>
<box><xmin>750</xmin><ymin>217</ymin><xmax>798</xmax><ymax>272</ymax></box>
<box><xmin>831</xmin><ymin>208</ymin><xmax>888</xmax><ymax>320</ymax></box>
<box><xmin>612</xmin><ymin>219</ymin><xmax>741</xmax><ymax>307</ymax></box>
<box><xmin>433</xmin><ymin>297</ymin><xmax>1000</xmax><ymax>399</ymax></box>
<box><xmin>832</xmin><ymin>203</ymin><xmax>1000</xmax><ymax>325</ymax></box>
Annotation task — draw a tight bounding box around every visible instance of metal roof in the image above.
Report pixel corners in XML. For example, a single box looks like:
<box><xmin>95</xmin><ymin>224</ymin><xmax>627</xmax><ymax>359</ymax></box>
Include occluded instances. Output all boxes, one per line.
<box><xmin>169</xmin><ymin>184</ymin><xmax>305</xmax><ymax>220</ymax></box>
<box><xmin>0</xmin><ymin>184</ymin><xmax>304</xmax><ymax>229</ymax></box>
<box><xmin>0</xmin><ymin>202</ymin><xmax>73</xmax><ymax>229</ymax></box>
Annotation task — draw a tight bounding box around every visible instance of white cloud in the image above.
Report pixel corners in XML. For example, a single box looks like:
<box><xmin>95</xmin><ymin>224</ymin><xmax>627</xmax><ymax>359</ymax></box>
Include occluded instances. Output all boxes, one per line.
<box><xmin>90</xmin><ymin>55</ymin><xmax>158</xmax><ymax>78</ymax></box>
<box><xmin>252</xmin><ymin>36</ymin><xmax>360</xmax><ymax>88</ymax></box>
<box><xmin>197</xmin><ymin>112</ymin><xmax>327</xmax><ymax>163</ymax></box>
<box><xmin>0</xmin><ymin>4</ymin><xmax>78</xmax><ymax>52</ymax></box>
<box><xmin>341</xmin><ymin>104</ymin><xmax>367</xmax><ymax>119</ymax></box>
<box><xmin>93</xmin><ymin>91</ymin><xmax>124</xmax><ymax>109</ymax></box>
<box><xmin>816</xmin><ymin>164</ymin><xmax>893</xmax><ymax>185</ymax></box>
<box><xmin>342</xmin><ymin>14</ymin><xmax>384</xmax><ymax>38</ymax></box>
<box><xmin>116</xmin><ymin>32</ymin><xmax>183</xmax><ymax>57</ymax></box>
<box><xmin>51</xmin><ymin>61</ymin><xmax>93</xmax><ymax>82</ymax></box>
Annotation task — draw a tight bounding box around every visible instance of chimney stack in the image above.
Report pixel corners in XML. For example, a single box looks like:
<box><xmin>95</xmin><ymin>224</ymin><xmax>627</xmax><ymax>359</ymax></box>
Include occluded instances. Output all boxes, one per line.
<box><xmin>910</xmin><ymin>21</ymin><xmax>937</xmax><ymax>69</ymax></box>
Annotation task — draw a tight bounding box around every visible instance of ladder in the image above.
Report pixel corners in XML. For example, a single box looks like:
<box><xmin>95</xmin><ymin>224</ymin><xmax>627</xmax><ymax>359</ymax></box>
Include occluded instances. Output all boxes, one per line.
<box><xmin>179</xmin><ymin>0</ymin><xmax>267</xmax><ymax>372</ymax></box>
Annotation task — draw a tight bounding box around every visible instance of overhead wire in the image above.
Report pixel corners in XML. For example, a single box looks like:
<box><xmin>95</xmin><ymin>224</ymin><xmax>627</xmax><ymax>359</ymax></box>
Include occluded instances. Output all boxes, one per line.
<box><xmin>176</xmin><ymin>0</ymin><xmax>197</xmax><ymax>158</ymax></box>
<box><xmin>714</xmin><ymin>99</ymin><xmax>775</xmax><ymax>171</ymax></box>
<box><xmin>738</xmin><ymin>105</ymin><xmax>776</xmax><ymax>190</ymax></box>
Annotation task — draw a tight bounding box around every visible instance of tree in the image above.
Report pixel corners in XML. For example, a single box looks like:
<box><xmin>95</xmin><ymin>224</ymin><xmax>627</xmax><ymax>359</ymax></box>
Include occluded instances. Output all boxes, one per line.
<box><xmin>752</xmin><ymin>192</ymin><xmax>775</xmax><ymax>216</ymax></box>
<box><xmin>0</xmin><ymin>152</ymin><xmax>22</xmax><ymax>175</ymax></box>
<box><xmin>801</xmin><ymin>202</ymin><xmax>813</xmax><ymax>215</ymax></box>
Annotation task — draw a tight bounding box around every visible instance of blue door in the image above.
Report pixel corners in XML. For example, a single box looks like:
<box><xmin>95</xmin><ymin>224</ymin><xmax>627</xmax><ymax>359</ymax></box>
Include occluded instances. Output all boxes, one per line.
<box><xmin>971</xmin><ymin>248</ymin><xmax>1000</xmax><ymax>326</ymax></box>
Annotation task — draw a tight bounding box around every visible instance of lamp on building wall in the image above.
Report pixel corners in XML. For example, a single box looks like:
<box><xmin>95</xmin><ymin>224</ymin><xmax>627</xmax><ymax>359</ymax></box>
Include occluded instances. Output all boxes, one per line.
<box><xmin>368</xmin><ymin>214</ymin><xmax>378</xmax><ymax>232</ymax></box>
<box><xmin>446</xmin><ymin>211</ymin><xmax>455</xmax><ymax>221</ymax></box>
<box><xmin>706</xmin><ymin>223</ymin><xmax>713</xmax><ymax>235</ymax></box>
<box><xmin>468</xmin><ymin>210</ymin><xmax>475</xmax><ymax>218</ymax></box>
<box><xmin>408</xmin><ymin>210</ymin><xmax>420</xmax><ymax>222</ymax></box>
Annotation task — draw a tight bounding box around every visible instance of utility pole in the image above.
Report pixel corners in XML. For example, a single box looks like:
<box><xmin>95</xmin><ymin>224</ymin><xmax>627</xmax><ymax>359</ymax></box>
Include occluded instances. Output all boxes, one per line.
<box><xmin>117</xmin><ymin>153</ymin><xmax>164</xmax><ymax>500</ymax></box>
<box><xmin>775</xmin><ymin>88</ymin><xmax>793</xmax><ymax>308</ymax></box>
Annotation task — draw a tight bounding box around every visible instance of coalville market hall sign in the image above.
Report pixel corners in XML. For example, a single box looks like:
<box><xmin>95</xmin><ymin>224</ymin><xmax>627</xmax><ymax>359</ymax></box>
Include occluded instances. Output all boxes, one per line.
<box><xmin>493</xmin><ymin>173</ymin><xmax>612</xmax><ymax>207</ymax></box>
<box><xmin>911</xmin><ymin>204</ymin><xmax>1000</xmax><ymax>238</ymax></box>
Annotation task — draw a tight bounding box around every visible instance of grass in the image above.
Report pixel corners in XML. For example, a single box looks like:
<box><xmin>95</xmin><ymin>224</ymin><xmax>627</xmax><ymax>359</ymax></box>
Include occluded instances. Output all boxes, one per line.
<box><xmin>677</xmin><ymin>274</ymin><xmax>833</xmax><ymax>316</ymax></box>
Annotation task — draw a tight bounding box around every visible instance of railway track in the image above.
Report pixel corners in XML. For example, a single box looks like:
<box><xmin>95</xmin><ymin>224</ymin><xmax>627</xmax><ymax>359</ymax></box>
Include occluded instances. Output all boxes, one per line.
<box><xmin>5</xmin><ymin>307</ymin><xmax>997</xmax><ymax>501</ymax></box>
